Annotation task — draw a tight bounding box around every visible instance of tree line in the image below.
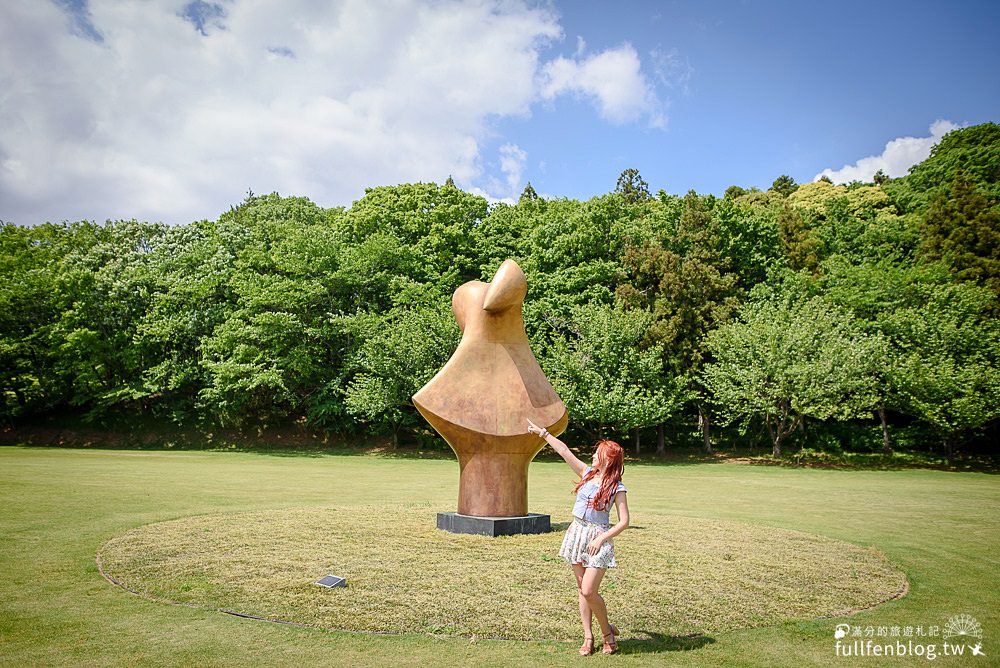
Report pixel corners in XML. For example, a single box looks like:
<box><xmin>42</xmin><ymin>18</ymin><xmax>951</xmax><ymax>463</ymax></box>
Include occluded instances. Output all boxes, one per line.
<box><xmin>2</xmin><ymin>124</ymin><xmax>999</xmax><ymax>462</ymax></box>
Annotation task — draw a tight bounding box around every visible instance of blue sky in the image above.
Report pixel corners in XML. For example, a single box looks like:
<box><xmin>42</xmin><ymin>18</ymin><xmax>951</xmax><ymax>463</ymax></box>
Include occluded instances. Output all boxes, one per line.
<box><xmin>502</xmin><ymin>0</ymin><xmax>1000</xmax><ymax>199</ymax></box>
<box><xmin>1</xmin><ymin>0</ymin><xmax>998</xmax><ymax>225</ymax></box>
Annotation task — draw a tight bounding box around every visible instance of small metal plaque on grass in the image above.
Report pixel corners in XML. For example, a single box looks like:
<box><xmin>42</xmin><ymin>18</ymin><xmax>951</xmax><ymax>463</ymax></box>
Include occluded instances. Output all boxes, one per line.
<box><xmin>315</xmin><ymin>575</ymin><xmax>346</xmax><ymax>588</ymax></box>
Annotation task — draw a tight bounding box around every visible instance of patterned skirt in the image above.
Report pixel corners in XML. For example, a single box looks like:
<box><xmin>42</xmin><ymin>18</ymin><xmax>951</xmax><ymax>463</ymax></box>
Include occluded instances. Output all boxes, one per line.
<box><xmin>558</xmin><ymin>516</ymin><xmax>616</xmax><ymax>569</ymax></box>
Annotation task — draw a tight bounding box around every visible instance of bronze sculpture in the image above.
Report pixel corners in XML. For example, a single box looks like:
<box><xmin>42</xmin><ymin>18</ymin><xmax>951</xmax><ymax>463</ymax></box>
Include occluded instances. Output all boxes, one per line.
<box><xmin>413</xmin><ymin>259</ymin><xmax>568</xmax><ymax>518</ymax></box>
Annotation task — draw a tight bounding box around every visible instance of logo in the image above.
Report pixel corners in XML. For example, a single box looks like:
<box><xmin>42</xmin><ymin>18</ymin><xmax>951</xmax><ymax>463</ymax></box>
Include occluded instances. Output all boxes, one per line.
<box><xmin>833</xmin><ymin>613</ymin><xmax>986</xmax><ymax>660</ymax></box>
<box><xmin>943</xmin><ymin>614</ymin><xmax>985</xmax><ymax>657</ymax></box>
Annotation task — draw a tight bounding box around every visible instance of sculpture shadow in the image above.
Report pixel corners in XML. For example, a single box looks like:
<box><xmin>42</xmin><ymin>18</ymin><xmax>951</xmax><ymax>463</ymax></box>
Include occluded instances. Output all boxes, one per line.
<box><xmin>529</xmin><ymin>521</ymin><xmax>652</xmax><ymax>533</ymax></box>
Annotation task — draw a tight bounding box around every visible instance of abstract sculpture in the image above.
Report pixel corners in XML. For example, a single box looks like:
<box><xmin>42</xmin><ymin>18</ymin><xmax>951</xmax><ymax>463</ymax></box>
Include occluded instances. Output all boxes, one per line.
<box><xmin>413</xmin><ymin>259</ymin><xmax>568</xmax><ymax>519</ymax></box>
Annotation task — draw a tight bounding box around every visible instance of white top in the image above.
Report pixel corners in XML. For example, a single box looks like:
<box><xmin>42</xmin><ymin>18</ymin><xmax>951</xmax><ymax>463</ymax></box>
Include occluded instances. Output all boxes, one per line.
<box><xmin>572</xmin><ymin>467</ymin><xmax>626</xmax><ymax>524</ymax></box>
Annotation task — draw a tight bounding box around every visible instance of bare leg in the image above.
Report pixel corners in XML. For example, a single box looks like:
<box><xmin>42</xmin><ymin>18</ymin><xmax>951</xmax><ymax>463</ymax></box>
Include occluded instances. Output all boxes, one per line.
<box><xmin>580</xmin><ymin>567</ymin><xmax>612</xmax><ymax>635</ymax></box>
<box><xmin>571</xmin><ymin>563</ymin><xmax>593</xmax><ymax>641</ymax></box>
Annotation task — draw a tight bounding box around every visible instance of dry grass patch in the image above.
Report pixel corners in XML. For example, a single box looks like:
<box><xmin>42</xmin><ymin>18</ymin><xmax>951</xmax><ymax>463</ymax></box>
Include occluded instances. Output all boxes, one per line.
<box><xmin>98</xmin><ymin>504</ymin><xmax>907</xmax><ymax>640</ymax></box>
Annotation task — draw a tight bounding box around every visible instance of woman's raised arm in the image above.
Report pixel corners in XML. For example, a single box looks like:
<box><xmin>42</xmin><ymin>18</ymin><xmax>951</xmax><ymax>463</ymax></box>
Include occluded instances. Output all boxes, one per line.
<box><xmin>527</xmin><ymin>419</ymin><xmax>589</xmax><ymax>478</ymax></box>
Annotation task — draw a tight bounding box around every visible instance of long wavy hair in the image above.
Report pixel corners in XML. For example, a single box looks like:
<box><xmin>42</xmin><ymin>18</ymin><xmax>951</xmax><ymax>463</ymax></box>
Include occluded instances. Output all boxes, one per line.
<box><xmin>573</xmin><ymin>439</ymin><xmax>625</xmax><ymax>512</ymax></box>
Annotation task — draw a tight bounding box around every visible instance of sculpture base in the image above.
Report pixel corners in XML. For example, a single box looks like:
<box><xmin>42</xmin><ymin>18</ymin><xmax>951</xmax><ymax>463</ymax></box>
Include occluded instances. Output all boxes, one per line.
<box><xmin>436</xmin><ymin>512</ymin><xmax>551</xmax><ymax>537</ymax></box>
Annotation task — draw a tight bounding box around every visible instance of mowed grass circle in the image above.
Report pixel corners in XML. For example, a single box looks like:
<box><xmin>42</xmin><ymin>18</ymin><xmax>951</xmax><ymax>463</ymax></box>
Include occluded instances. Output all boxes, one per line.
<box><xmin>98</xmin><ymin>505</ymin><xmax>907</xmax><ymax>640</ymax></box>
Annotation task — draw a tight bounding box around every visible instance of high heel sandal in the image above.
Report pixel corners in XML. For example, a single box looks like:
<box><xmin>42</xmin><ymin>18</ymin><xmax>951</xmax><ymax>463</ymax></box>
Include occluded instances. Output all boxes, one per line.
<box><xmin>601</xmin><ymin>624</ymin><xmax>619</xmax><ymax>654</ymax></box>
<box><xmin>579</xmin><ymin>636</ymin><xmax>595</xmax><ymax>656</ymax></box>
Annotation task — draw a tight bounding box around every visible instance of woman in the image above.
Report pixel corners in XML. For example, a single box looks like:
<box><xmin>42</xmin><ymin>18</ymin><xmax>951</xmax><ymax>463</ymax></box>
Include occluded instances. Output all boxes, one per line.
<box><xmin>527</xmin><ymin>420</ymin><xmax>630</xmax><ymax>656</ymax></box>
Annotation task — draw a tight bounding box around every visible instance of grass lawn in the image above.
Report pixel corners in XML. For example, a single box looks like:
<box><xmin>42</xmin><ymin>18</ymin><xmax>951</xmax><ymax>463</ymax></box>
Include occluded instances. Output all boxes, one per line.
<box><xmin>0</xmin><ymin>445</ymin><xmax>997</xmax><ymax>667</ymax></box>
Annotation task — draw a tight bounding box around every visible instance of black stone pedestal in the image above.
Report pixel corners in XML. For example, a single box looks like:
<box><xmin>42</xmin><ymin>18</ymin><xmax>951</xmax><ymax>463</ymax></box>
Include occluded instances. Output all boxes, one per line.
<box><xmin>437</xmin><ymin>512</ymin><xmax>551</xmax><ymax>536</ymax></box>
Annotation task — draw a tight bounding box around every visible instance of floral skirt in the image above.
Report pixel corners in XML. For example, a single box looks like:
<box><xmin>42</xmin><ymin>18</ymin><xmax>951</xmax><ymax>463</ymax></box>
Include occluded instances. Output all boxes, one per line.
<box><xmin>558</xmin><ymin>516</ymin><xmax>616</xmax><ymax>569</ymax></box>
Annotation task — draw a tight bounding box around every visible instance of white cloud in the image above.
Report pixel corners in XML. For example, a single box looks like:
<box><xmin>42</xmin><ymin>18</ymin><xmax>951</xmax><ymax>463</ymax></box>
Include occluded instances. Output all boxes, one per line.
<box><xmin>498</xmin><ymin>143</ymin><xmax>528</xmax><ymax>195</ymax></box>
<box><xmin>650</xmin><ymin>46</ymin><xmax>693</xmax><ymax>95</ymax></box>
<box><xmin>464</xmin><ymin>143</ymin><xmax>527</xmax><ymax>205</ymax></box>
<box><xmin>466</xmin><ymin>186</ymin><xmax>513</xmax><ymax>207</ymax></box>
<box><xmin>539</xmin><ymin>42</ymin><xmax>665</xmax><ymax>128</ymax></box>
<box><xmin>815</xmin><ymin>120</ymin><xmax>961</xmax><ymax>184</ymax></box>
<box><xmin>0</xmin><ymin>0</ymin><xmax>668</xmax><ymax>225</ymax></box>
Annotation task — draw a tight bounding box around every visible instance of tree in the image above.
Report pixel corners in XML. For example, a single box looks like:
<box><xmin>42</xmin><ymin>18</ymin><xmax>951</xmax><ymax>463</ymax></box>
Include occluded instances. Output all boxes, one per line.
<box><xmin>887</xmin><ymin>122</ymin><xmax>1000</xmax><ymax>213</ymax></box>
<box><xmin>519</xmin><ymin>182</ymin><xmax>539</xmax><ymax>203</ymax></box>
<box><xmin>873</xmin><ymin>169</ymin><xmax>889</xmax><ymax>185</ymax></box>
<box><xmin>340</xmin><ymin>301</ymin><xmax>460</xmax><ymax>447</ymax></box>
<box><xmin>523</xmin><ymin>194</ymin><xmax>629</xmax><ymax>314</ymax></box>
<box><xmin>788</xmin><ymin>181</ymin><xmax>914</xmax><ymax>264</ymax></box>
<box><xmin>543</xmin><ymin>304</ymin><xmax>686</xmax><ymax>441</ymax></box>
<box><xmin>0</xmin><ymin>221</ymin><xmax>90</xmax><ymax>417</ymax></box>
<box><xmin>920</xmin><ymin>170</ymin><xmax>1000</xmax><ymax>297</ymax></box>
<box><xmin>819</xmin><ymin>258</ymin><xmax>955</xmax><ymax>452</ymax></box>
<box><xmin>702</xmin><ymin>293</ymin><xmax>887</xmax><ymax>457</ymax></box>
<box><xmin>724</xmin><ymin>185</ymin><xmax>747</xmax><ymax>199</ymax></box>
<box><xmin>136</xmin><ymin>194</ymin><xmax>345</xmax><ymax>427</ymax></box>
<box><xmin>197</xmin><ymin>311</ymin><xmax>320</xmax><ymax>427</ymax></box>
<box><xmin>341</xmin><ymin>183</ymin><xmax>488</xmax><ymax>291</ymax></box>
<box><xmin>616</xmin><ymin>191</ymin><xmax>740</xmax><ymax>453</ymax></box>
<box><xmin>777</xmin><ymin>204</ymin><xmax>820</xmax><ymax>273</ymax></box>
<box><xmin>42</xmin><ymin>219</ymin><xmax>170</xmax><ymax>420</ymax></box>
<box><xmin>711</xmin><ymin>197</ymin><xmax>784</xmax><ymax>289</ymax></box>
<box><xmin>770</xmin><ymin>175</ymin><xmax>799</xmax><ymax>197</ymax></box>
<box><xmin>615</xmin><ymin>168</ymin><xmax>652</xmax><ymax>204</ymax></box>
<box><xmin>880</xmin><ymin>281</ymin><xmax>1000</xmax><ymax>464</ymax></box>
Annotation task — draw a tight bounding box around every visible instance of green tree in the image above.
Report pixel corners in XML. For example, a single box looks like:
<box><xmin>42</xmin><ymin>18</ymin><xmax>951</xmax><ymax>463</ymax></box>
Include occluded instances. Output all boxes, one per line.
<box><xmin>524</xmin><ymin>195</ymin><xmax>629</xmax><ymax>316</ymax></box>
<box><xmin>770</xmin><ymin>175</ymin><xmax>799</xmax><ymax>197</ymax></box>
<box><xmin>787</xmin><ymin>181</ymin><xmax>916</xmax><ymax>264</ymax></box>
<box><xmin>702</xmin><ymin>293</ymin><xmax>887</xmax><ymax>457</ymax></box>
<box><xmin>616</xmin><ymin>191</ymin><xmax>740</xmax><ymax>452</ymax></box>
<box><xmin>42</xmin><ymin>220</ymin><xmax>170</xmax><ymax>420</ymax></box>
<box><xmin>777</xmin><ymin>204</ymin><xmax>820</xmax><ymax>273</ymax></box>
<box><xmin>880</xmin><ymin>281</ymin><xmax>1000</xmax><ymax>464</ymax></box>
<box><xmin>340</xmin><ymin>301</ymin><xmax>459</xmax><ymax>447</ymax></box>
<box><xmin>544</xmin><ymin>303</ymin><xmax>686</xmax><ymax>441</ymax></box>
<box><xmin>819</xmin><ymin>258</ymin><xmax>953</xmax><ymax>451</ymax></box>
<box><xmin>519</xmin><ymin>182</ymin><xmax>539</xmax><ymax>203</ymax></box>
<box><xmin>189</xmin><ymin>196</ymin><xmax>342</xmax><ymax>426</ymax></box>
<box><xmin>887</xmin><ymin>122</ymin><xmax>1000</xmax><ymax>213</ymax></box>
<box><xmin>615</xmin><ymin>168</ymin><xmax>652</xmax><ymax>204</ymax></box>
<box><xmin>341</xmin><ymin>183</ymin><xmax>488</xmax><ymax>291</ymax></box>
<box><xmin>711</xmin><ymin>196</ymin><xmax>784</xmax><ymax>289</ymax></box>
<box><xmin>919</xmin><ymin>170</ymin><xmax>1000</xmax><ymax>296</ymax></box>
<box><xmin>0</xmin><ymin>221</ymin><xmax>92</xmax><ymax>417</ymax></box>
<box><xmin>135</xmin><ymin>194</ymin><xmax>345</xmax><ymax>427</ymax></box>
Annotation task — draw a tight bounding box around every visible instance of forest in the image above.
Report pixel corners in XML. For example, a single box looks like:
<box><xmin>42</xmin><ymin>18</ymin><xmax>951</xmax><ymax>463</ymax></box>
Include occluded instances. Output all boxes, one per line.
<box><xmin>2</xmin><ymin>123</ymin><xmax>999</xmax><ymax>462</ymax></box>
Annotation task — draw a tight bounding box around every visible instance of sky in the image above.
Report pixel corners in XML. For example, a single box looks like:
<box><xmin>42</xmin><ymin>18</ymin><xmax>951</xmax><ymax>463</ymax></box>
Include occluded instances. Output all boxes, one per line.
<box><xmin>1</xmin><ymin>0</ymin><xmax>999</xmax><ymax>226</ymax></box>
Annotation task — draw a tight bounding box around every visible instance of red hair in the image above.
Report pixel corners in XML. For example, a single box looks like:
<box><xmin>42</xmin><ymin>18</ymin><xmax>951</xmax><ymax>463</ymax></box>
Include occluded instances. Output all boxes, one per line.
<box><xmin>573</xmin><ymin>439</ymin><xmax>625</xmax><ymax>512</ymax></box>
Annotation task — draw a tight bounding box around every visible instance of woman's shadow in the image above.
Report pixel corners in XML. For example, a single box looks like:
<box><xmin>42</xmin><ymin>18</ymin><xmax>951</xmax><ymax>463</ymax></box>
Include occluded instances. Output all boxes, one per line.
<box><xmin>616</xmin><ymin>631</ymin><xmax>716</xmax><ymax>654</ymax></box>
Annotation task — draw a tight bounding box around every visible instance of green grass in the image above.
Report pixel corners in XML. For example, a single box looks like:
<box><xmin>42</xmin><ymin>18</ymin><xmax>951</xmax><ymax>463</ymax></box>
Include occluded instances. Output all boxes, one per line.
<box><xmin>1</xmin><ymin>445</ymin><xmax>997</xmax><ymax>667</ymax></box>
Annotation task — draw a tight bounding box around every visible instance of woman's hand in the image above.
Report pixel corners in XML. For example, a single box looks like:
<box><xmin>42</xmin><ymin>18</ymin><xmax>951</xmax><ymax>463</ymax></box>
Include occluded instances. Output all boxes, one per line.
<box><xmin>526</xmin><ymin>419</ymin><xmax>546</xmax><ymax>437</ymax></box>
<box><xmin>586</xmin><ymin>537</ymin><xmax>606</xmax><ymax>556</ymax></box>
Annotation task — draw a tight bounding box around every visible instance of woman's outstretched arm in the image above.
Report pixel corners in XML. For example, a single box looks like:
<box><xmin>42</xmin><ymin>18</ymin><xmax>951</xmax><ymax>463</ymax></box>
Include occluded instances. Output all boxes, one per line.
<box><xmin>526</xmin><ymin>419</ymin><xmax>588</xmax><ymax>478</ymax></box>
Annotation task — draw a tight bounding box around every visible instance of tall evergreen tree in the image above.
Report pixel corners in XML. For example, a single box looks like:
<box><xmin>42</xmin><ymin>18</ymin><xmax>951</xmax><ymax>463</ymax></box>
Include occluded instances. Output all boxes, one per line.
<box><xmin>615</xmin><ymin>168</ymin><xmax>652</xmax><ymax>204</ymax></box>
<box><xmin>778</xmin><ymin>204</ymin><xmax>820</xmax><ymax>273</ymax></box>
<box><xmin>616</xmin><ymin>192</ymin><xmax>739</xmax><ymax>453</ymax></box>
<box><xmin>770</xmin><ymin>175</ymin><xmax>799</xmax><ymax>197</ymax></box>
<box><xmin>519</xmin><ymin>181</ymin><xmax>539</xmax><ymax>203</ymax></box>
<box><xmin>920</xmin><ymin>170</ymin><xmax>1000</xmax><ymax>296</ymax></box>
